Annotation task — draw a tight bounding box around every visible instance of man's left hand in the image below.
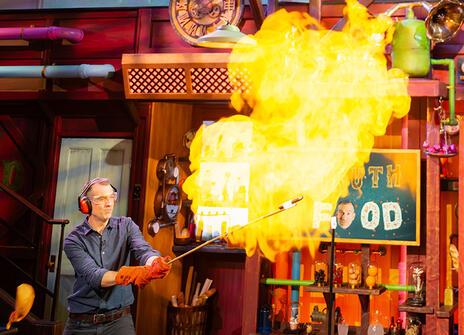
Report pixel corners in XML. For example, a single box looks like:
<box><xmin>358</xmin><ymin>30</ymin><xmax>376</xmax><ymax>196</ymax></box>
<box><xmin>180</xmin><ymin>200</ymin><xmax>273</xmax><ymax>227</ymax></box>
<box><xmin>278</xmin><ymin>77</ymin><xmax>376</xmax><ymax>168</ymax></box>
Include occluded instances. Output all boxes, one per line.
<box><xmin>148</xmin><ymin>256</ymin><xmax>171</xmax><ymax>279</ymax></box>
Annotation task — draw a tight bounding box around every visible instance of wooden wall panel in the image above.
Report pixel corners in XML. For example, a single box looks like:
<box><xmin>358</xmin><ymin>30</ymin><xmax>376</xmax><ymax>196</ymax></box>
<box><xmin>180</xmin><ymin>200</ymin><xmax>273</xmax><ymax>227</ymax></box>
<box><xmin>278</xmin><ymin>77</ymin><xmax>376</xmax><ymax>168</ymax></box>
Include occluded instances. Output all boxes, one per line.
<box><xmin>181</xmin><ymin>253</ymin><xmax>246</xmax><ymax>335</ymax></box>
<box><xmin>149</xmin><ymin>7</ymin><xmax>258</xmax><ymax>54</ymax></box>
<box><xmin>425</xmin><ymin>100</ymin><xmax>440</xmax><ymax>334</ymax></box>
<box><xmin>0</xmin><ymin>19</ymin><xmax>48</xmax><ymax>60</ymax></box>
<box><xmin>52</xmin><ymin>17</ymin><xmax>137</xmax><ymax>60</ymax></box>
<box><xmin>136</xmin><ymin>102</ymin><xmax>192</xmax><ymax>335</ymax></box>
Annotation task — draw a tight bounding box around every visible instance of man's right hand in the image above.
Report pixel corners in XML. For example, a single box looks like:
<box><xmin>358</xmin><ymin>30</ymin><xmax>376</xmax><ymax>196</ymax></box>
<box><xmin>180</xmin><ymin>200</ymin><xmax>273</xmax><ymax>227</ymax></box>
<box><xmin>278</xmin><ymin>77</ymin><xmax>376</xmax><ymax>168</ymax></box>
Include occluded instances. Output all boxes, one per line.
<box><xmin>114</xmin><ymin>257</ymin><xmax>171</xmax><ymax>288</ymax></box>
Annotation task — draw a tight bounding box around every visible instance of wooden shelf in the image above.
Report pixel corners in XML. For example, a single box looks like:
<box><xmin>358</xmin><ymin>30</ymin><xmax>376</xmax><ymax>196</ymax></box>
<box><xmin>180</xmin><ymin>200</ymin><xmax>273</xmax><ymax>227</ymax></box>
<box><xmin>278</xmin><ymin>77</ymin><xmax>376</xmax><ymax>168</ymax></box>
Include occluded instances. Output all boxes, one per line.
<box><xmin>436</xmin><ymin>303</ymin><xmax>458</xmax><ymax>318</ymax></box>
<box><xmin>407</xmin><ymin>79</ymin><xmax>448</xmax><ymax>97</ymax></box>
<box><xmin>270</xmin><ymin>325</ymin><xmax>360</xmax><ymax>335</ymax></box>
<box><xmin>304</xmin><ymin>285</ymin><xmax>386</xmax><ymax>296</ymax></box>
<box><xmin>172</xmin><ymin>243</ymin><xmax>245</xmax><ymax>255</ymax></box>
<box><xmin>398</xmin><ymin>303</ymin><xmax>434</xmax><ymax>314</ymax></box>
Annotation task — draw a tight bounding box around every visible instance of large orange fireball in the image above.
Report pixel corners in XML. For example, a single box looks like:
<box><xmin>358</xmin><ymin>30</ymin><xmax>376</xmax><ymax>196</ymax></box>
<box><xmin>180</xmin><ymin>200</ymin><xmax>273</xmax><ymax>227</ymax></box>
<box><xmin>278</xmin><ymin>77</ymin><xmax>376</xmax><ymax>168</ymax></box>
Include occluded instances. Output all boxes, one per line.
<box><xmin>183</xmin><ymin>0</ymin><xmax>410</xmax><ymax>261</ymax></box>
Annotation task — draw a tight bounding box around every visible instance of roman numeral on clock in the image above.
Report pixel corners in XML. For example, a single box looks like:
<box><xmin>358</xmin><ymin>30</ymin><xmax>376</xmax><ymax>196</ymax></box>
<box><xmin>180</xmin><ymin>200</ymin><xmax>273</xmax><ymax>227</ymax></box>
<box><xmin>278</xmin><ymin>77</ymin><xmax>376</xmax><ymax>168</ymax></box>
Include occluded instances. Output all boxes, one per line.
<box><xmin>224</xmin><ymin>0</ymin><xmax>235</xmax><ymax>13</ymax></box>
<box><xmin>178</xmin><ymin>12</ymin><xmax>191</xmax><ymax>27</ymax></box>
<box><xmin>175</xmin><ymin>1</ymin><xmax>187</xmax><ymax>12</ymax></box>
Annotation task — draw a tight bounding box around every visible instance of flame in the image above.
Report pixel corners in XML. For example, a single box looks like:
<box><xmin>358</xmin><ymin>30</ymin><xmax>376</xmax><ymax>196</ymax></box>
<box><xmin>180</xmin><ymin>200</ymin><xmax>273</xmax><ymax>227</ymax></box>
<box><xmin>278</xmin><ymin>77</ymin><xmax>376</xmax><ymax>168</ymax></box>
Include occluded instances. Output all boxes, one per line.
<box><xmin>183</xmin><ymin>0</ymin><xmax>410</xmax><ymax>261</ymax></box>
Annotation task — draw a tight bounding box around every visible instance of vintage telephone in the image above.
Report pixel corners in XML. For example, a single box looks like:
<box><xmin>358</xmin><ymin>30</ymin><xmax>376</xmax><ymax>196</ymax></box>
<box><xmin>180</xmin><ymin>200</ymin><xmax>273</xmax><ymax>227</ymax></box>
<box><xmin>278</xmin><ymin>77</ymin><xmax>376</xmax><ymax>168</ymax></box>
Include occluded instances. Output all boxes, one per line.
<box><xmin>147</xmin><ymin>154</ymin><xmax>182</xmax><ymax>236</ymax></box>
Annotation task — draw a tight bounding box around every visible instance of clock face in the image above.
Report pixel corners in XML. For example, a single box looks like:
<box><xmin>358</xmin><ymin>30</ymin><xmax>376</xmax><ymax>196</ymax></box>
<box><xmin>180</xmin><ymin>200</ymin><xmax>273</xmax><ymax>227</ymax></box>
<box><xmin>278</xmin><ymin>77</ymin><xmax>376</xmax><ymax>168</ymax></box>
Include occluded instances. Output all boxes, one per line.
<box><xmin>169</xmin><ymin>0</ymin><xmax>244</xmax><ymax>46</ymax></box>
<box><xmin>165</xmin><ymin>185</ymin><xmax>182</xmax><ymax>221</ymax></box>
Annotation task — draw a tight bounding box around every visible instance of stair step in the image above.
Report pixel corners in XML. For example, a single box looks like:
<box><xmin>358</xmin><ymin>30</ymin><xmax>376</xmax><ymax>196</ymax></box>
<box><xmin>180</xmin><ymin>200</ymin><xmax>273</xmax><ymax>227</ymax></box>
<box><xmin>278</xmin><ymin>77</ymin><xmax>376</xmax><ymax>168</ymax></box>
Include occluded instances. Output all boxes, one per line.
<box><xmin>0</xmin><ymin>246</ymin><xmax>36</xmax><ymax>259</ymax></box>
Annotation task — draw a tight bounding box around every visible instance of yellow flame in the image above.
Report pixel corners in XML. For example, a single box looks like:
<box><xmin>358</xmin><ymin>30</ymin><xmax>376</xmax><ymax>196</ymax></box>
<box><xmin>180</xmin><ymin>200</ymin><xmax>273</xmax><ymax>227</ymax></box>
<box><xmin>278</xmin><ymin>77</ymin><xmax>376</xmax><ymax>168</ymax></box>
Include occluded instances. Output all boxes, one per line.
<box><xmin>183</xmin><ymin>0</ymin><xmax>410</xmax><ymax>261</ymax></box>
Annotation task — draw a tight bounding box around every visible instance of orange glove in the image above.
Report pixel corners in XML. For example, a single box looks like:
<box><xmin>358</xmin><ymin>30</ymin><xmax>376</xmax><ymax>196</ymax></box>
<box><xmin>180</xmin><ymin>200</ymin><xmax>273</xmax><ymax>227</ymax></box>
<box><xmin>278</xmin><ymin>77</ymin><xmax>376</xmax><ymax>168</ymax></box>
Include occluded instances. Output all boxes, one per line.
<box><xmin>115</xmin><ymin>257</ymin><xmax>171</xmax><ymax>288</ymax></box>
<box><xmin>148</xmin><ymin>256</ymin><xmax>172</xmax><ymax>279</ymax></box>
<box><xmin>115</xmin><ymin>266</ymin><xmax>152</xmax><ymax>288</ymax></box>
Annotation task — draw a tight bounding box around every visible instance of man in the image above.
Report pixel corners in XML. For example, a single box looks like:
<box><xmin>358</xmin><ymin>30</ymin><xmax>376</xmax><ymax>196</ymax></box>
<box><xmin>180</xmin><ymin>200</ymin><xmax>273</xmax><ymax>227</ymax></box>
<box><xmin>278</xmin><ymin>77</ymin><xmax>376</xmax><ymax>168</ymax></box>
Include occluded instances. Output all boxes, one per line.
<box><xmin>63</xmin><ymin>177</ymin><xmax>171</xmax><ymax>335</ymax></box>
<box><xmin>336</xmin><ymin>200</ymin><xmax>356</xmax><ymax>230</ymax></box>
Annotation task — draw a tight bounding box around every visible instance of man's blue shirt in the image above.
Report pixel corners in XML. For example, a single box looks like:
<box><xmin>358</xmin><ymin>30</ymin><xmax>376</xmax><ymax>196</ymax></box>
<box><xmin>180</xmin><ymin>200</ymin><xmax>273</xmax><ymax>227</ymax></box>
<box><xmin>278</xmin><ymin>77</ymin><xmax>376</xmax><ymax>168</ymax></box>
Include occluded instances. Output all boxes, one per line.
<box><xmin>64</xmin><ymin>216</ymin><xmax>159</xmax><ymax>313</ymax></box>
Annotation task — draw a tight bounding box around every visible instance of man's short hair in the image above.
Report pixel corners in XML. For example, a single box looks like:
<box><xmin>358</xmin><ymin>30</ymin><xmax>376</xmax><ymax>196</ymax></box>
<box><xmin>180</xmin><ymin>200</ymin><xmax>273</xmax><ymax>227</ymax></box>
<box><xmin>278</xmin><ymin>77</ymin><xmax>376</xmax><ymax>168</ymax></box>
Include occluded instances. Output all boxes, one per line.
<box><xmin>80</xmin><ymin>177</ymin><xmax>111</xmax><ymax>197</ymax></box>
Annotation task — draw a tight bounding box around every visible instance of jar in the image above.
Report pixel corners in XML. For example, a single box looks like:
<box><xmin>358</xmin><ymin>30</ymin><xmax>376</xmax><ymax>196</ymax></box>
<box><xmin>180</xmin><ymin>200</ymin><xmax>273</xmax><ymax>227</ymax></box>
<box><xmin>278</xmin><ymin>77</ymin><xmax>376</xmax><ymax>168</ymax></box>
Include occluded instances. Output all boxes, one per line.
<box><xmin>289</xmin><ymin>302</ymin><xmax>299</xmax><ymax>330</ymax></box>
<box><xmin>407</xmin><ymin>262</ymin><xmax>425</xmax><ymax>306</ymax></box>
<box><xmin>406</xmin><ymin>317</ymin><xmax>422</xmax><ymax>335</ymax></box>
<box><xmin>348</xmin><ymin>262</ymin><xmax>361</xmax><ymax>289</ymax></box>
<box><xmin>314</xmin><ymin>261</ymin><xmax>327</xmax><ymax>287</ymax></box>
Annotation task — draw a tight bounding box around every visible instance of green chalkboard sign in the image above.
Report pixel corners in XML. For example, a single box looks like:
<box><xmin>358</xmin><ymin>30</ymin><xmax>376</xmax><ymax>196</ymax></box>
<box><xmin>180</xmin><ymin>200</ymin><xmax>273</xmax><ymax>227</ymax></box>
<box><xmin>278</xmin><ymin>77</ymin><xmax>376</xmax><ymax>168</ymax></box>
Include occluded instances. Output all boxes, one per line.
<box><xmin>333</xmin><ymin>149</ymin><xmax>420</xmax><ymax>246</ymax></box>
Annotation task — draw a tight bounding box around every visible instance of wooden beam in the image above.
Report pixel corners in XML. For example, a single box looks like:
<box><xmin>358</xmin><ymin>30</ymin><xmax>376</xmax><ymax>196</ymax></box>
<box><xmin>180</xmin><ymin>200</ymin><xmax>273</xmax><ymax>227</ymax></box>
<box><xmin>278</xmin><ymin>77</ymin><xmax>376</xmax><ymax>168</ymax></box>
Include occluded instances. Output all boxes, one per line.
<box><xmin>248</xmin><ymin>0</ymin><xmax>265</xmax><ymax>29</ymax></box>
<box><xmin>125</xmin><ymin>101</ymin><xmax>141</xmax><ymax>126</ymax></box>
<box><xmin>266</xmin><ymin>0</ymin><xmax>279</xmax><ymax>15</ymax></box>
<box><xmin>425</xmin><ymin>98</ymin><xmax>440</xmax><ymax>334</ymax></box>
<box><xmin>331</xmin><ymin>0</ymin><xmax>375</xmax><ymax>31</ymax></box>
<box><xmin>241</xmin><ymin>252</ymin><xmax>261</xmax><ymax>335</ymax></box>
<box><xmin>309</xmin><ymin>0</ymin><xmax>321</xmax><ymax>22</ymax></box>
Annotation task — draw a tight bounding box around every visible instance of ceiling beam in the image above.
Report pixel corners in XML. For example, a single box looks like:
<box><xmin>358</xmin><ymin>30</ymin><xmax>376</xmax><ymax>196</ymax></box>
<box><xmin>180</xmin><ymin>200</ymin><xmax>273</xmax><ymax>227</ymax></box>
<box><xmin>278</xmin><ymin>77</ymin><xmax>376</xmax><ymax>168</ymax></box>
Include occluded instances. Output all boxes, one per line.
<box><xmin>248</xmin><ymin>0</ymin><xmax>265</xmax><ymax>29</ymax></box>
<box><xmin>266</xmin><ymin>0</ymin><xmax>279</xmax><ymax>15</ymax></box>
<box><xmin>309</xmin><ymin>0</ymin><xmax>321</xmax><ymax>22</ymax></box>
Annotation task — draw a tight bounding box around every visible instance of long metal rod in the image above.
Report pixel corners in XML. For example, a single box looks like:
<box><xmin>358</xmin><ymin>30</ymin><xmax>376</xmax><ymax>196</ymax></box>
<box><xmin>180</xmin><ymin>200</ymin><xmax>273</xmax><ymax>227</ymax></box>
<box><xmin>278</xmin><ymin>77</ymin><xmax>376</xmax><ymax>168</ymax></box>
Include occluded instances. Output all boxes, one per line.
<box><xmin>167</xmin><ymin>196</ymin><xmax>303</xmax><ymax>264</ymax></box>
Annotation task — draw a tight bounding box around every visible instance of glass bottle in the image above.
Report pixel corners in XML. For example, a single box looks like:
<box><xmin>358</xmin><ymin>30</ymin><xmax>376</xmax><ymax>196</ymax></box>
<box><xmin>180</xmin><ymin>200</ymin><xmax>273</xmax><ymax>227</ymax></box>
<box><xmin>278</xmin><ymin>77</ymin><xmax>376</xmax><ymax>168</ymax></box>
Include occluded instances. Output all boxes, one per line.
<box><xmin>333</xmin><ymin>262</ymin><xmax>343</xmax><ymax>287</ymax></box>
<box><xmin>396</xmin><ymin>319</ymin><xmax>403</xmax><ymax>334</ymax></box>
<box><xmin>368</xmin><ymin>310</ymin><xmax>384</xmax><ymax>335</ymax></box>
<box><xmin>257</xmin><ymin>305</ymin><xmax>272</xmax><ymax>335</ymax></box>
<box><xmin>407</xmin><ymin>262</ymin><xmax>426</xmax><ymax>306</ymax></box>
<box><xmin>388</xmin><ymin>317</ymin><xmax>395</xmax><ymax>335</ymax></box>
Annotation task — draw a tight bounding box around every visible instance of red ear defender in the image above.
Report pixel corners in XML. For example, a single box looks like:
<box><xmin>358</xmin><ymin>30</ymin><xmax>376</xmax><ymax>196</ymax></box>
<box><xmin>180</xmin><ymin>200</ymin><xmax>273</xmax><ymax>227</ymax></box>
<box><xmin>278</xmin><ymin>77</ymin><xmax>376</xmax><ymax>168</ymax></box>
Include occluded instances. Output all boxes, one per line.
<box><xmin>78</xmin><ymin>195</ymin><xmax>92</xmax><ymax>214</ymax></box>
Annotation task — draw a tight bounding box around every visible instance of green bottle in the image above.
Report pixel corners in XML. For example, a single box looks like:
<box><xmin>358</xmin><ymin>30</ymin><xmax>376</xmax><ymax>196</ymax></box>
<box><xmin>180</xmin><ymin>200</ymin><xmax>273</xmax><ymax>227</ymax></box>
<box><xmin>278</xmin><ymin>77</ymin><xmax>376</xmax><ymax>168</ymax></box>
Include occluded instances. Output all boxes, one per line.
<box><xmin>391</xmin><ymin>7</ymin><xmax>430</xmax><ymax>77</ymax></box>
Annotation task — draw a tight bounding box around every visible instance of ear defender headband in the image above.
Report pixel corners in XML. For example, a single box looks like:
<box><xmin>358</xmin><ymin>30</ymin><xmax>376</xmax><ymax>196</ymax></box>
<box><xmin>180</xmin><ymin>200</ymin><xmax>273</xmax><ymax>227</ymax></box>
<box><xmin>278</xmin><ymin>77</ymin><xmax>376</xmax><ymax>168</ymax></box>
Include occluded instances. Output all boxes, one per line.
<box><xmin>78</xmin><ymin>177</ymin><xmax>118</xmax><ymax>215</ymax></box>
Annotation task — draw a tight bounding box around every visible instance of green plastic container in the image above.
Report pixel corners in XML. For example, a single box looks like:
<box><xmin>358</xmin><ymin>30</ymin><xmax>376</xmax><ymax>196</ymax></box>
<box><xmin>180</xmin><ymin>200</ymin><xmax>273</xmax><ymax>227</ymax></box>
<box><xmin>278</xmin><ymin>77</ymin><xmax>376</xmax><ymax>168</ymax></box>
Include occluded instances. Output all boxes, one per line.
<box><xmin>391</xmin><ymin>8</ymin><xmax>430</xmax><ymax>77</ymax></box>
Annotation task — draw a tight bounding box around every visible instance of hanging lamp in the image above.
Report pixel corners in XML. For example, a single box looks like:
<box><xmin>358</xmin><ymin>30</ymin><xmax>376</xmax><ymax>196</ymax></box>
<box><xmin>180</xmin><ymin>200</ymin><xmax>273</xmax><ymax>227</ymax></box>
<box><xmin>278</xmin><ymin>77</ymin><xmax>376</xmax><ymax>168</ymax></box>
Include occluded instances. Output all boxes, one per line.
<box><xmin>197</xmin><ymin>22</ymin><xmax>256</xmax><ymax>48</ymax></box>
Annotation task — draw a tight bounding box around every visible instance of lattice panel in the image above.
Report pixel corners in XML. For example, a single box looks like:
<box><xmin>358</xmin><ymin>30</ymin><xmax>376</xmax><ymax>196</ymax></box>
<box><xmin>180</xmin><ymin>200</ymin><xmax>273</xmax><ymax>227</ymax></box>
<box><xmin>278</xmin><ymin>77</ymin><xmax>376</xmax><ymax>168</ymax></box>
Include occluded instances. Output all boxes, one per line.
<box><xmin>128</xmin><ymin>68</ymin><xmax>187</xmax><ymax>94</ymax></box>
<box><xmin>229</xmin><ymin>68</ymin><xmax>251</xmax><ymax>94</ymax></box>
<box><xmin>190</xmin><ymin>67</ymin><xmax>232</xmax><ymax>94</ymax></box>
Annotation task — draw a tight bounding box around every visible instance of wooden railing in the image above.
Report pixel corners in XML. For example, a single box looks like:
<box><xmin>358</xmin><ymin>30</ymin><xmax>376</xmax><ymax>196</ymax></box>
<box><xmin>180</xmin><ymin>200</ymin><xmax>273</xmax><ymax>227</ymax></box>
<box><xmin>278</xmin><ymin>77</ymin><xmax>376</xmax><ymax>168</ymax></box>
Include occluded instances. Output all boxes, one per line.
<box><xmin>0</xmin><ymin>181</ymin><xmax>69</xmax><ymax>320</ymax></box>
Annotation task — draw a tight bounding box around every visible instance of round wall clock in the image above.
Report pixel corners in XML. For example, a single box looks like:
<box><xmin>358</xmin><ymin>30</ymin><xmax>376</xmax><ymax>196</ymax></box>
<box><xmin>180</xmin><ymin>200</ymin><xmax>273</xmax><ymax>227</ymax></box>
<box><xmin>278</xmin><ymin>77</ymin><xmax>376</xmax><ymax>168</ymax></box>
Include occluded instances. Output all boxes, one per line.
<box><xmin>169</xmin><ymin>0</ymin><xmax>244</xmax><ymax>46</ymax></box>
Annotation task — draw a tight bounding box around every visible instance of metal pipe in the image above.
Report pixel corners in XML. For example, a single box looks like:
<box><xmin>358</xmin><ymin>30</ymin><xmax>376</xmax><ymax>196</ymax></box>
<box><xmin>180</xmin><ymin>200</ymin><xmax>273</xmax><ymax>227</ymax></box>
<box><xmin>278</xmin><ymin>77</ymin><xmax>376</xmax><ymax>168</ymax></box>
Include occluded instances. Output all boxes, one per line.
<box><xmin>383</xmin><ymin>2</ymin><xmax>433</xmax><ymax>17</ymax></box>
<box><xmin>0</xmin><ymin>26</ymin><xmax>84</xmax><ymax>43</ymax></box>
<box><xmin>431</xmin><ymin>58</ymin><xmax>457</xmax><ymax>125</ymax></box>
<box><xmin>290</xmin><ymin>250</ymin><xmax>301</xmax><ymax>322</ymax></box>
<box><xmin>261</xmin><ymin>278</ymin><xmax>315</xmax><ymax>286</ymax></box>
<box><xmin>260</xmin><ymin>278</ymin><xmax>415</xmax><ymax>292</ymax></box>
<box><xmin>383</xmin><ymin>284</ymin><xmax>415</xmax><ymax>292</ymax></box>
<box><xmin>0</xmin><ymin>64</ymin><xmax>115</xmax><ymax>79</ymax></box>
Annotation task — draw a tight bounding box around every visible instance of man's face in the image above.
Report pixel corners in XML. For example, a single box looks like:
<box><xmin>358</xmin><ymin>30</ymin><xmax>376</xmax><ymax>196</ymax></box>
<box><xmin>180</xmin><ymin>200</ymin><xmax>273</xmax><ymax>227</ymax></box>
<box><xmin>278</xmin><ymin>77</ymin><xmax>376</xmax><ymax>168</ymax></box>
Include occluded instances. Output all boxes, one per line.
<box><xmin>87</xmin><ymin>183</ymin><xmax>116</xmax><ymax>221</ymax></box>
<box><xmin>336</xmin><ymin>203</ymin><xmax>355</xmax><ymax>229</ymax></box>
